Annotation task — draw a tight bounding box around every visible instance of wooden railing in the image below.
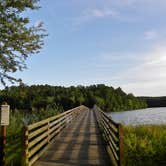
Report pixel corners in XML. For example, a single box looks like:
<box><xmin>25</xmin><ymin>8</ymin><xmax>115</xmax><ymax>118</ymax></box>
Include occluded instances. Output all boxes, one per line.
<box><xmin>94</xmin><ymin>105</ymin><xmax>124</xmax><ymax>166</ymax></box>
<box><xmin>22</xmin><ymin>105</ymin><xmax>87</xmax><ymax>166</ymax></box>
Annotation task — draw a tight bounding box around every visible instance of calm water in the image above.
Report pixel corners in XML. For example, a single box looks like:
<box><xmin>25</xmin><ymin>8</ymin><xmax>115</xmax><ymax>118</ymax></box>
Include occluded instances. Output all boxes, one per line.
<box><xmin>108</xmin><ymin>107</ymin><xmax>166</xmax><ymax>125</ymax></box>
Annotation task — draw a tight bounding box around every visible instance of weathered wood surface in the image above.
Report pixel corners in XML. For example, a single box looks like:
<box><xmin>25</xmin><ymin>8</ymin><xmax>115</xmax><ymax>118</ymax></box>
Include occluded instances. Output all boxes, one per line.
<box><xmin>23</xmin><ymin>106</ymin><xmax>86</xmax><ymax>166</ymax></box>
<box><xmin>94</xmin><ymin>105</ymin><xmax>124</xmax><ymax>166</ymax></box>
<box><xmin>33</xmin><ymin>109</ymin><xmax>111</xmax><ymax>166</ymax></box>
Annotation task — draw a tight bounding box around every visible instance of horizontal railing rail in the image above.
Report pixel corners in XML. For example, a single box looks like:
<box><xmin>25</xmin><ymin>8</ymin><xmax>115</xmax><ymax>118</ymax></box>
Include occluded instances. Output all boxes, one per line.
<box><xmin>93</xmin><ymin>105</ymin><xmax>123</xmax><ymax>166</ymax></box>
<box><xmin>22</xmin><ymin>105</ymin><xmax>88</xmax><ymax>166</ymax></box>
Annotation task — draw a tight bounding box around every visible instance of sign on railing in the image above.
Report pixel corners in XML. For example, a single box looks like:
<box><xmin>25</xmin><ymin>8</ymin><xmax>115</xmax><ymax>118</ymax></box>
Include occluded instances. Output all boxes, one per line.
<box><xmin>0</xmin><ymin>102</ymin><xmax>10</xmax><ymax>166</ymax></box>
<box><xmin>1</xmin><ymin>104</ymin><xmax>10</xmax><ymax>126</ymax></box>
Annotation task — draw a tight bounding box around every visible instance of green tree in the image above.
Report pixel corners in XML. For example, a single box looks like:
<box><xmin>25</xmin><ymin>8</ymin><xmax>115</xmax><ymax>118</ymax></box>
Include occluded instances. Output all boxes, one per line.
<box><xmin>0</xmin><ymin>84</ymin><xmax>148</xmax><ymax>112</ymax></box>
<box><xmin>0</xmin><ymin>0</ymin><xmax>46</xmax><ymax>85</ymax></box>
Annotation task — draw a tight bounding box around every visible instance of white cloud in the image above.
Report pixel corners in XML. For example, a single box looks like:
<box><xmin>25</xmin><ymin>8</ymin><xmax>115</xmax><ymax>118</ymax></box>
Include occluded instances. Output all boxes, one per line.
<box><xmin>84</xmin><ymin>8</ymin><xmax>119</xmax><ymax>18</ymax></box>
<box><xmin>74</xmin><ymin>8</ymin><xmax>120</xmax><ymax>25</ymax></box>
<box><xmin>122</xmin><ymin>82</ymin><xmax>166</xmax><ymax>96</ymax></box>
<box><xmin>100</xmin><ymin>52</ymin><xmax>141</xmax><ymax>62</ymax></box>
<box><xmin>71</xmin><ymin>0</ymin><xmax>166</xmax><ymax>26</ymax></box>
<box><xmin>144</xmin><ymin>30</ymin><xmax>158</xmax><ymax>40</ymax></box>
<box><xmin>115</xmin><ymin>0</ymin><xmax>166</xmax><ymax>8</ymax></box>
<box><xmin>115</xmin><ymin>45</ymin><xmax>166</xmax><ymax>96</ymax></box>
<box><xmin>88</xmin><ymin>45</ymin><xmax>166</xmax><ymax>96</ymax></box>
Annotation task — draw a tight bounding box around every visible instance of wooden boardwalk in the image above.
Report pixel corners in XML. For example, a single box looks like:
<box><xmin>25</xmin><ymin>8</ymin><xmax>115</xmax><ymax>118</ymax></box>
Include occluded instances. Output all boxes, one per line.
<box><xmin>33</xmin><ymin>109</ymin><xmax>111</xmax><ymax>166</ymax></box>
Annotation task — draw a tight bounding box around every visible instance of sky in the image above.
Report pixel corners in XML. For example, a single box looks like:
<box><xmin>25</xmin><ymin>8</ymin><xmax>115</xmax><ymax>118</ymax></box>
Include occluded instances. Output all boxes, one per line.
<box><xmin>13</xmin><ymin>0</ymin><xmax>166</xmax><ymax>96</ymax></box>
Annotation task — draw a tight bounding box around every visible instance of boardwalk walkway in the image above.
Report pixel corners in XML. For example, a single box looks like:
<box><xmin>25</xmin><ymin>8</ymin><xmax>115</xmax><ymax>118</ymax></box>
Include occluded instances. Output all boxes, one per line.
<box><xmin>33</xmin><ymin>109</ymin><xmax>111</xmax><ymax>166</ymax></box>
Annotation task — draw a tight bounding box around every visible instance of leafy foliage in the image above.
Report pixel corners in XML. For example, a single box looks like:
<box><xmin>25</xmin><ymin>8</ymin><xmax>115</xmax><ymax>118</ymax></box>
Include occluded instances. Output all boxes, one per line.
<box><xmin>124</xmin><ymin>125</ymin><xmax>166</xmax><ymax>166</ymax></box>
<box><xmin>0</xmin><ymin>84</ymin><xmax>147</xmax><ymax>112</ymax></box>
<box><xmin>140</xmin><ymin>97</ymin><xmax>166</xmax><ymax>107</ymax></box>
<box><xmin>0</xmin><ymin>0</ymin><xmax>46</xmax><ymax>85</ymax></box>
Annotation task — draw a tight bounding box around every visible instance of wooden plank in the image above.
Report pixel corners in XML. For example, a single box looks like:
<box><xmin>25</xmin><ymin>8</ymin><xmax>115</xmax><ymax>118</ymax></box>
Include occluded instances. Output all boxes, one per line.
<box><xmin>28</xmin><ymin>125</ymin><xmax>48</xmax><ymax>140</ymax></box>
<box><xmin>106</xmin><ymin>146</ymin><xmax>118</xmax><ymax>166</ymax></box>
<box><xmin>32</xmin><ymin>109</ymin><xmax>111</xmax><ymax>166</ymax></box>
<box><xmin>49</xmin><ymin>110</ymin><xmax>71</xmax><ymax>122</ymax></box>
<box><xmin>49</xmin><ymin>125</ymin><xmax>65</xmax><ymax>140</ymax></box>
<box><xmin>49</xmin><ymin>122</ymin><xmax>62</xmax><ymax>134</ymax></box>
<box><xmin>29</xmin><ymin>145</ymin><xmax>49</xmax><ymax>166</ymax></box>
<box><xmin>28</xmin><ymin>119</ymin><xmax>49</xmax><ymax>131</ymax></box>
<box><xmin>23</xmin><ymin>105</ymin><xmax>88</xmax><ymax>166</ymax></box>
<box><xmin>49</xmin><ymin>116</ymin><xmax>66</xmax><ymax>127</ymax></box>
<box><xmin>29</xmin><ymin>132</ymin><xmax>48</xmax><ymax>149</ymax></box>
<box><xmin>107</xmin><ymin>140</ymin><xmax>119</xmax><ymax>161</ymax></box>
<box><xmin>94</xmin><ymin>105</ymin><xmax>119</xmax><ymax>126</ymax></box>
<box><xmin>29</xmin><ymin>137</ymin><xmax>48</xmax><ymax>158</ymax></box>
<box><xmin>102</xmin><ymin>115</ymin><xmax>118</xmax><ymax>133</ymax></box>
<box><xmin>107</xmin><ymin>133</ymin><xmax>119</xmax><ymax>151</ymax></box>
<box><xmin>28</xmin><ymin>105</ymin><xmax>86</xmax><ymax>131</ymax></box>
<box><xmin>101</xmin><ymin>118</ymin><xmax>119</xmax><ymax>143</ymax></box>
<box><xmin>93</xmin><ymin>105</ymin><xmax>122</xmax><ymax>166</ymax></box>
<box><xmin>22</xmin><ymin>126</ymin><xmax>29</xmax><ymax>166</ymax></box>
<box><xmin>24</xmin><ymin>106</ymin><xmax>121</xmax><ymax>166</ymax></box>
<box><xmin>49</xmin><ymin>119</ymin><xmax>67</xmax><ymax>136</ymax></box>
<box><xmin>29</xmin><ymin>107</ymin><xmax>86</xmax><ymax>166</ymax></box>
<box><xmin>102</xmin><ymin>124</ymin><xmax>119</xmax><ymax>153</ymax></box>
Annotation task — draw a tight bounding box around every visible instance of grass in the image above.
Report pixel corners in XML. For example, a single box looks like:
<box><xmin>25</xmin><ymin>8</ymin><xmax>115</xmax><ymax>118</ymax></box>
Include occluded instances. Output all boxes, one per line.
<box><xmin>123</xmin><ymin>125</ymin><xmax>166</xmax><ymax>166</ymax></box>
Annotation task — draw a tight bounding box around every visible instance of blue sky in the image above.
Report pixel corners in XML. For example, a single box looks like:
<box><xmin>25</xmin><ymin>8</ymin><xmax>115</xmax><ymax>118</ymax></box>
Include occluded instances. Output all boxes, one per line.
<box><xmin>14</xmin><ymin>0</ymin><xmax>166</xmax><ymax>96</ymax></box>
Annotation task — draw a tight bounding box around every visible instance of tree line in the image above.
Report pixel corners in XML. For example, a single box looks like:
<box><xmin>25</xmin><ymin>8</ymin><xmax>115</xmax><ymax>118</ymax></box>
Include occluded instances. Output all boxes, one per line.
<box><xmin>139</xmin><ymin>97</ymin><xmax>166</xmax><ymax>108</ymax></box>
<box><xmin>0</xmin><ymin>84</ymin><xmax>147</xmax><ymax>112</ymax></box>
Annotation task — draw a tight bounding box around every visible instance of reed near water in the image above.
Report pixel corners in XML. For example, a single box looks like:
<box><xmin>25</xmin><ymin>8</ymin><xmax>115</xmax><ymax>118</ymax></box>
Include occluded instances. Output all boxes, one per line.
<box><xmin>123</xmin><ymin>125</ymin><xmax>166</xmax><ymax>166</ymax></box>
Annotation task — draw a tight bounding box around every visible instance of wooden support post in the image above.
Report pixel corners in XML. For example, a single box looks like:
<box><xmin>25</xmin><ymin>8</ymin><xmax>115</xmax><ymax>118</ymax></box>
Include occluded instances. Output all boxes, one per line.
<box><xmin>0</xmin><ymin>102</ymin><xmax>10</xmax><ymax>166</ymax></box>
<box><xmin>0</xmin><ymin>126</ymin><xmax>6</xmax><ymax>166</ymax></box>
<box><xmin>118</xmin><ymin>124</ymin><xmax>124</xmax><ymax>166</ymax></box>
<box><xmin>22</xmin><ymin>126</ymin><xmax>29</xmax><ymax>166</ymax></box>
<box><xmin>47</xmin><ymin>121</ymin><xmax>50</xmax><ymax>143</ymax></box>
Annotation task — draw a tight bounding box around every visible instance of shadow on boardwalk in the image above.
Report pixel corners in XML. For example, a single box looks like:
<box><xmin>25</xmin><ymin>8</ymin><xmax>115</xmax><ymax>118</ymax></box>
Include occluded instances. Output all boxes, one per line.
<box><xmin>33</xmin><ymin>109</ymin><xmax>111</xmax><ymax>166</ymax></box>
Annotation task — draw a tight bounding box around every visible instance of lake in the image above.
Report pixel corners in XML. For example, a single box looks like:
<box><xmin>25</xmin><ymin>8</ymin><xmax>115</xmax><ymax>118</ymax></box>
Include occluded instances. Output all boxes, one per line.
<box><xmin>108</xmin><ymin>107</ymin><xmax>166</xmax><ymax>125</ymax></box>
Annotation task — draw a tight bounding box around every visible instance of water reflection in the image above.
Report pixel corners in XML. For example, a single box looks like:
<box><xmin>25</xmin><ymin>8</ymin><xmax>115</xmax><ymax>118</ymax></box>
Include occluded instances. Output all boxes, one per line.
<box><xmin>108</xmin><ymin>107</ymin><xmax>166</xmax><ymax>125</ymax></box>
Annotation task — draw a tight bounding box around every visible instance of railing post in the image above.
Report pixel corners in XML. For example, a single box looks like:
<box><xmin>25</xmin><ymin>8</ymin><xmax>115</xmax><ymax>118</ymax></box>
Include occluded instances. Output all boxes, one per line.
<box><xmin>0</xmin><ymin>102</ymin><xmax>10</xmax><ymax>166</ymax></box>
<box><xmin>22</xmin><ymin>126</ymin><xmax>29</xmax><ymax>166</ymax></box>
<box><xmin>0</xmin><ymin>126</ymin><xmax>6</xmax><ymax>166</ymax></box>
<box><xmin>118</xmin><ymin>124</ymin><xmax>124</xmax><ymax>166</ymax></box>
<box><xmin>47</xmin><ymin>121</ymin><xmax>50</xmax><ymax>143</ymax></box>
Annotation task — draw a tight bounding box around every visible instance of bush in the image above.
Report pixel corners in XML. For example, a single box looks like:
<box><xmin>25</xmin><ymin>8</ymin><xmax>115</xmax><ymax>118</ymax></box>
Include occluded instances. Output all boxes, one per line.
<box><xmin>123</xmin><ymin>125</ymin><xmax>166</xmax><ymax>166</ymax></box>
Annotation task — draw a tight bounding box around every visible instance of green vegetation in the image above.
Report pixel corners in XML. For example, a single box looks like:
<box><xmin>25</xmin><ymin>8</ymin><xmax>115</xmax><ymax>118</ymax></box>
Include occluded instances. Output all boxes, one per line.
<box><xmin>140</xmin><ymin>97</ymin><xmax>166</xmax><ymax>108</ymax></box>
<box><xmin>124</xmin><ymin>125</ymin><xmax>166</xmax><ymax>166</ymax></box>
<box><xmin>0</xmin><ymin>84</ymin><xmax>146</xmax><ymax>165</ymax></box>
<box><xmin>0</xmin><ymin>84</ymin><xmax>147</xmax><ymax>112</ymax></box>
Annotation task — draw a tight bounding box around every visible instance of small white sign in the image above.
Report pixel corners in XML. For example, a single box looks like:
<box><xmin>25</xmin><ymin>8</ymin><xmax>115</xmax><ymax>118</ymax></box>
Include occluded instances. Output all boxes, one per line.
<box><xmin>1</xmin><ymin>105</ymin><xmax>10</xmax><ymax>126</ymax></box>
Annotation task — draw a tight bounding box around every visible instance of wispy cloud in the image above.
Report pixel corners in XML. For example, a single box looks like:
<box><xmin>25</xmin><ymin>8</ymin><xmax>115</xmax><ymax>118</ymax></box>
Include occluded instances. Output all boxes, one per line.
<box><xmin>87</xmin><ymin>44</ymin><xmax>166</xmax><ymax>96</ymax></box>
<box><xmin>113</xmin><ymin>45</ymin><xmax>166</xmax><ymax>96</ymax></box>
<box><xmin>99</xmin><ymin>52</ymin><xmax>142</xmax><ymax>62</ymax></box>
<box><xmin>115</xmin><ymin>0</ymin><xmax>166</xmax><ymax>8</ymax></box>
<box><xmin>144</xmin><ymin>30</ymin><xmax>158</xmax><ymax>40</ymax></box>
<box><xmin>70</xmin><ymin>0</ymin><xmax>166</xmax><ymax>28</ymax></box>
<box><xmin>84</xmin><ymin>8</ymin><xmax>119</xmax><ymax>19</ymax></box>
<box><xmin>74</xmin><ymin>8</ymin><xmax>120</xmax><ymax>25</ymax></box>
